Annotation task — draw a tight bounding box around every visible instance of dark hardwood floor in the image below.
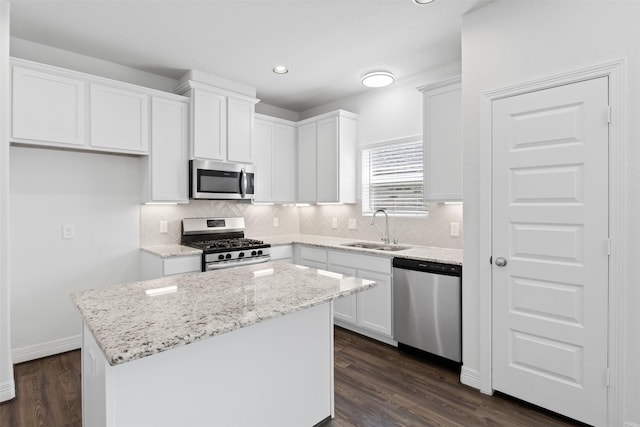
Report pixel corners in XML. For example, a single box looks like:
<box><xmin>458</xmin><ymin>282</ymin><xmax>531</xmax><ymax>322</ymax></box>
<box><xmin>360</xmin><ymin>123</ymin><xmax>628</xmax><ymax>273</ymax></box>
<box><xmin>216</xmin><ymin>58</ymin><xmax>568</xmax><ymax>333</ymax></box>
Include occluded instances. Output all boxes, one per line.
<box><xmin>0</xmin><ymin>327</ymin><xmax>584</xmax><ymax>427</ymax></box>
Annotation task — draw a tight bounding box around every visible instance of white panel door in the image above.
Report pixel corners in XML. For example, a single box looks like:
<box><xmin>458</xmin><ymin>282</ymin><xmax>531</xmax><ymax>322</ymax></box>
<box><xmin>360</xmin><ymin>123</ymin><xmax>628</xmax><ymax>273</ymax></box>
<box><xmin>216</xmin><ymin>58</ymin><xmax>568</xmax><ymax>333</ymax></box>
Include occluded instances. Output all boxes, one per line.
<box><xmin>492</xmin><ymin>77</ymin><xmax>609</xmax><ymax>426</ymax></box>
<box><xmin>90</xmin><ymin>83</ymin><xmax>149</xmax><ymax>153</ymax></box>
<box><xmin>328</xmin><ymin>264</ymin><xmax>357</xmax><ymax>325</ymax></box>
<box><xmin>356</xmin><ymin>271</ymin><xmax>392</xmax><ymax>337</ymax></box>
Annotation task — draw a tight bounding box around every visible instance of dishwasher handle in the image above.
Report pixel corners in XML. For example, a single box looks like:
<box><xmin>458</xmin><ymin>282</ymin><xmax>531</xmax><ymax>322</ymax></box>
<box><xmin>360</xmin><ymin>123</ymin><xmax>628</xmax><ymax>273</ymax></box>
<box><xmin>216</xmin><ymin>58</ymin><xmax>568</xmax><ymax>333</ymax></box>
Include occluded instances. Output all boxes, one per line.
<box><xmin>392</xmin><ymin>257</ymin><xmax>461</xmax><ymax>276</ymax></box>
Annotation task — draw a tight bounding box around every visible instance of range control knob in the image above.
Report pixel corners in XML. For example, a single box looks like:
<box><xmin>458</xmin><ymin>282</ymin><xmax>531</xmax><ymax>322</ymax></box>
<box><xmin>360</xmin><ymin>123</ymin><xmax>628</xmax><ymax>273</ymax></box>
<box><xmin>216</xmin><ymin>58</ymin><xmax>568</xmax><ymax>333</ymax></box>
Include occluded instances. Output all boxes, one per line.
<box><xmin>257</xmin><ymin>250</ymin><xmax>263</xmax><ymax>255</ymax></box>
<box><xmin>238</xmin><ymin>252</ymin><xmax>245</xmax><ymax>258</ymax></box>
<box><xmin>225</xmin><ymin>253</ymin><xmax>232</xmax><ymax>259</ymax></box>
<box><xmin>251</xmin><ymin>250</ymin><xmax>257</xmax><ymax>256</ymax></box>
<box><xmin>218</xmin><ymin>254</ymin><xmax>225</xmax><ymax>260</ymax></box>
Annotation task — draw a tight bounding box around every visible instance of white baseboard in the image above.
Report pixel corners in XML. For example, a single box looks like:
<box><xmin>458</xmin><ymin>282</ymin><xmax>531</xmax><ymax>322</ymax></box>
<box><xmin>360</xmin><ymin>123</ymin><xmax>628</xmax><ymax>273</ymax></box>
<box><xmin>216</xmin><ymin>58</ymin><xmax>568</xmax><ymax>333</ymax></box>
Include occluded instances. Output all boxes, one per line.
<box><xmin>460</xmin><ymin>366</ymin><xmax>481</xmax><ymax>389</ymax></box>
<box><xmin>12</xmin><ymin>334</ymin><xmax>81</xmax><ymax>364</ymax></box>
<box><xmin>0</xmin><ymin>379</ymin><xmax>15</xmax><ymax>402</ymax></box>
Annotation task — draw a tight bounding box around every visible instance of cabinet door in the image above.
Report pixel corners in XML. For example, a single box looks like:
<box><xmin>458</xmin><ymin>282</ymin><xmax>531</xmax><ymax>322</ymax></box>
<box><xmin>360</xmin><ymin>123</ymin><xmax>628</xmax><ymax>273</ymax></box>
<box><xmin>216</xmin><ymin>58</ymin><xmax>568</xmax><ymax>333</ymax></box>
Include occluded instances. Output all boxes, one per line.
<box><xmin>90</xmin><ymin>83</ymin><xmax>149</xmax><ymax>153</ymax></box>
<box><xmin>316</xmin><ymin>116</ymin><xmax>339</xmax><ymax>203</ymax></box>
<box><xmin>329</xmin><ymin>264</ymin><xmax>358</xmax><ymax>325</ymax></box>
<box><xmin>297</xmin><ymin>122</ymin><xmax>317</xmax><ymax>202</ymax></box>
<box><xmin>253</xmin><ymin>119</ymin><xmax>274</xmax><ymax>202</ymax></box>
<box><xmin>273</xmin><ymin>124</ymin><xmax>296</xmax><ymax>203</ymax></box>
<box><xmin>423</xmin><ymin>81</ymin><xmax>462</xmax><ymax>201</ymax></box>
<box><xmin>150</xmin><ymin>97</ymin><xmax>189</xmax><ymax>202</ymax></box>
<box><xmin>192</xmin><ymin>88</ymin><xmax>226</xmax><ymax>160</ymax></box>
<box><xmin>12</xmin><ymin>66</ymin><xmax>85</xmax><ymax>146</ymax></box>
<box><xmin>227</xmin><ymin>97</ymin><xmax>254</xmax><ymax>163</ymax></box>
<box><xmin>356</xmin><ymin>271</ymin><xmax>392</xmax><ymax>337</ymax></box>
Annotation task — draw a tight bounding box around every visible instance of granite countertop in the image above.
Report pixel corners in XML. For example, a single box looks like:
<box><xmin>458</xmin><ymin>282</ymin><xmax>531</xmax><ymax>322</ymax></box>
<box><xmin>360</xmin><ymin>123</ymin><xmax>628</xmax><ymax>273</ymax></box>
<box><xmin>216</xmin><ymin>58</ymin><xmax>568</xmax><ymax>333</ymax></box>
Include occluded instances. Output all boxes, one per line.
<box><xmin>71</xmin><ymin>261</ymin><xmax>375</xmax><ymax>366</ymax></box>
<box><xmin>254</xmin><ymin>234</ymin><xmax>463</xmax><ymax>266</ymax></box>
<box><xmin>141</xmin><ymin>244</ymin><xmax>202</xmax><ymax>258</ymax></box>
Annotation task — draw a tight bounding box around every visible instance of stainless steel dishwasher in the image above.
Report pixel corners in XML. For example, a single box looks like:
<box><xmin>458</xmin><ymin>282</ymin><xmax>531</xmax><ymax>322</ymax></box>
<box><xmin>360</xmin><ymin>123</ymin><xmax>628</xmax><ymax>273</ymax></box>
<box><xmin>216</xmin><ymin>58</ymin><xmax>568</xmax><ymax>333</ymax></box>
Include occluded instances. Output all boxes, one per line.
<box><xmin>393</xmin><ymin>257</ymin><xmax>462</xmax><ymax>363</ymax></box>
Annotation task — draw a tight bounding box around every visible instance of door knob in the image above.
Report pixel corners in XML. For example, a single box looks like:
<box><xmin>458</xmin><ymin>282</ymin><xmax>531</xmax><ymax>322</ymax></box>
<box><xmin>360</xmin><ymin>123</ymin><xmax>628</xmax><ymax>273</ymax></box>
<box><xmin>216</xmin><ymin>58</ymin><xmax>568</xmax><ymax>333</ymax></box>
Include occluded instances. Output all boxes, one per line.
<box><xmin>495</xmin><ymin>257</ymin><xmax>508</xmax><ymax>267</ymax></box>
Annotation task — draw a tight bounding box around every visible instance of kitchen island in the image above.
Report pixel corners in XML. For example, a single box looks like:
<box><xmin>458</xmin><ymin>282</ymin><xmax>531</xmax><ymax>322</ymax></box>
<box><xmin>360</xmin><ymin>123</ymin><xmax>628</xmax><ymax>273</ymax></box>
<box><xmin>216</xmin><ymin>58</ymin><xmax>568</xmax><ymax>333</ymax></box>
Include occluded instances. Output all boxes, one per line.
<box><xmin>71</xmin><ymin>261</ymin><xmax>375</xmax><ymax>427</ymax></box>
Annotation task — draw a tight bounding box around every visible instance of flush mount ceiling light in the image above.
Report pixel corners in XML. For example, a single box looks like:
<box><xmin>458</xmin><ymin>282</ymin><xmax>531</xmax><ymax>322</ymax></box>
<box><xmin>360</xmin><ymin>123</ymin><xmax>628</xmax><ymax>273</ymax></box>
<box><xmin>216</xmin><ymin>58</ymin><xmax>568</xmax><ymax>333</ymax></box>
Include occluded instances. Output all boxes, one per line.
<box><xmin>361</xmin><ymin>71</ymin><xmax>395</xmax><ymax>88</ymax></box>
<box><xmin>272</xmin><ymin>65</ymin><xmax>289</xmax><ymax>74</ymax></box>
<box><xmin>413</xmin><ymin>0</ymin><xmax>436</xmax><ymax>4</ymax></box>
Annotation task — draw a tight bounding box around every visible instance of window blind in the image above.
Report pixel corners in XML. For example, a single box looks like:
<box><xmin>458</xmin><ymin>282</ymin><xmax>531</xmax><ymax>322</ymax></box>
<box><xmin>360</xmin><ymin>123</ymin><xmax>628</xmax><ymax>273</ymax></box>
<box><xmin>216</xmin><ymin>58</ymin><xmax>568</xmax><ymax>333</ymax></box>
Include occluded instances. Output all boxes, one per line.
<box><xmin>362</xmin><ymin>141</ymin><xmax>428</xmax><ymax>216</ymax></box>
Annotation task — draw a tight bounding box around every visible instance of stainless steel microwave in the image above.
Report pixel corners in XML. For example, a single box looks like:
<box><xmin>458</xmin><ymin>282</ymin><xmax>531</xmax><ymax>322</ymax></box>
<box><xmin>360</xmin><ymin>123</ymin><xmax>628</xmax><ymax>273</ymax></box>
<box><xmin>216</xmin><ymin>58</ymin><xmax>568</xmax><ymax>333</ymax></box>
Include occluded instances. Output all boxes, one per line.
<box><xmin>189</xmin><ymin>159</ymin><xmax>255</xmax><ymax>200</ymax></box>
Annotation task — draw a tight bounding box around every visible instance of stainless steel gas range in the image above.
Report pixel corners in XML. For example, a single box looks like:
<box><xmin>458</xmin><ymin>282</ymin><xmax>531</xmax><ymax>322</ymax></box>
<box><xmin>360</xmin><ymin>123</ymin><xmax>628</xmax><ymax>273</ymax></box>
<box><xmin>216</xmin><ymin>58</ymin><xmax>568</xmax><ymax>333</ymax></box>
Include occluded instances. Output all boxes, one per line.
<box><xmin>181</xmin><ymin>217</ymin><xmax>270</xmax><ymax>271</ymax></box>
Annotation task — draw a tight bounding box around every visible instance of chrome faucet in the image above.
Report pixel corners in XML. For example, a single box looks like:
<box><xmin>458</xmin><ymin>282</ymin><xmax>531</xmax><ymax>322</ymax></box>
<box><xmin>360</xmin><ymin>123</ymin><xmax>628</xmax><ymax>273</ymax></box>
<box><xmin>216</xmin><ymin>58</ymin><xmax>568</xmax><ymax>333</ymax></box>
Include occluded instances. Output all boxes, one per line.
<box><xmin>370</xmin><ymin>209</ymin><xmax>390</xmax><ymax>244</ymax></box>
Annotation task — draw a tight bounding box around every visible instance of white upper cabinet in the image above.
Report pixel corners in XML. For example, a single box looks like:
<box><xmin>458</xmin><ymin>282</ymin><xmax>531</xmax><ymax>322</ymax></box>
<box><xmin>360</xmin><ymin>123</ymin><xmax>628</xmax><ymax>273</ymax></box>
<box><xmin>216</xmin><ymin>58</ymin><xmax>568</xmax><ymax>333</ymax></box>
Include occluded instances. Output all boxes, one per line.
<box><xmin>273</xmin><ymin>123</ymin><xmax>295</xmax><ymax>203</ymax></box>
<box><xmin>143</xmin><ymin>96</ymin><xmax>190</xmax><ymax>203</ymax></box>
<box><xmin>296</xmin><ymin>121</ymin><xmax>317</xmax><ymax>203</ymax></box>
<box><xmin>254</xmin><ymin>114</ymin><xmax>296</xmax><ymax>204</ymax></box>
<box><xmin>253</xmin><ymin>118</ymin><xmax>274</xmax><ymax>202</ymax></box>
<box><xmin>178</xmin><ymin>81</ymin><xmax>258</xmax><ymax>163</ymax></box>
<box><xmin>89</xmin><ymin>83</ymin><xmax>149</xmax><ymax>154</ymax></box>
<box><xmin>191</xmin><ymin>87</ymin><xmax>226</xmax><ymax>160</ymax></box>
<box><xmin>296</xmin><ymin>110</ymin><xmax>358</xmax><ymax>204</ymax></box>
<box><xmin>12</xmin><ymin>64</ymin><xmax>85</xmax><ymax>147</ymax></box>
<box><xmin>418</xmin><ymin>76</ymin><xmax>462</xmax><ymax>202</ymax></box>
<box><xmin>10</xmin><ymin>58</ymin><xmax>183</xmax><ymax>156</ymax></box>
<box><xmin>227</xmin><ymin>97</ymin><xmax>255</xmax><ymax>163</ymax></box>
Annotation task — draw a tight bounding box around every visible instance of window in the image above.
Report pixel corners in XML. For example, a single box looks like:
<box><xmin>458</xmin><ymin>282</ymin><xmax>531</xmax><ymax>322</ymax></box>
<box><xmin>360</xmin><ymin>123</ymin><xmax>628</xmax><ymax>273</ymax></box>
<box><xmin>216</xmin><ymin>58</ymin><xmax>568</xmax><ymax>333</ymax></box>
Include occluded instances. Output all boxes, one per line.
<box><xmin>362</xmin><ymin>138</ymin><xmax>428</xmax><ymax>216</ymax></box>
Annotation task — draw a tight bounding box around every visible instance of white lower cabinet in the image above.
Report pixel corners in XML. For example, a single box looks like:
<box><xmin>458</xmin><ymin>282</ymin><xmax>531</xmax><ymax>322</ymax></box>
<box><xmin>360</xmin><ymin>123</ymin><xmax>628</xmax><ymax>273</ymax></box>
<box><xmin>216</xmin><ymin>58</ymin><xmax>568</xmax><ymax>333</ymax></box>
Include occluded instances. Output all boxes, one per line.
<box><xmin>293</xmin><ymin>244</ymin><xmax>394</xmax><ymax>344</ymax></box>
<box><xmin>294</xmin><ymin>245</ymin><xmax>328</xmax><ymax>270</ymax></box>
<box><xmin>140</xmin><ymin>251</ymin><xmax>201</xmax><ymax>280</ymax></box>
<box><xmin>270</xmin><ymin>244</ymin><xmax>293</xmax><ymax>263</ymax></box>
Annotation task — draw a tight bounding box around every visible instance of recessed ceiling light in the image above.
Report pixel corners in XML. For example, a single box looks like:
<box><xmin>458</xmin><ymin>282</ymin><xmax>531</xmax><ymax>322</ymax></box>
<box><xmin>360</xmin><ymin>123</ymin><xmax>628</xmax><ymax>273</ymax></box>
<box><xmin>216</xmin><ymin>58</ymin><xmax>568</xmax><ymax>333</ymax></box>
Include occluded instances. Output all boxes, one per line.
<box><xmin>273</xmin><ymin>65</ymin><xmax>289</xmax><ymax>74</ymax></box>
<box><xmin>413</xmin><ymin>0</ymin><xmax>435</xmax><ymax>4</ymax></box>
<box><xmin>361</xmin><ymin>71</ymin><xmax>395</xmax><ymax>88</ymax></box>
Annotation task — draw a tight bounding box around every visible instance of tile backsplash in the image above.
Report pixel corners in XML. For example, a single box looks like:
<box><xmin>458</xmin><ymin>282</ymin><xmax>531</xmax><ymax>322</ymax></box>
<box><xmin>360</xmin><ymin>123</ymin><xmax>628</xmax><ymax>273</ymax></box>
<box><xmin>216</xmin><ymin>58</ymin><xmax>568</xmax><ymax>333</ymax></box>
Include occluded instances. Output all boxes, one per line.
<box><xmin>141</xmin><ymin>200</ymin><xmax>462</xmax><ymax>249</ymax></box>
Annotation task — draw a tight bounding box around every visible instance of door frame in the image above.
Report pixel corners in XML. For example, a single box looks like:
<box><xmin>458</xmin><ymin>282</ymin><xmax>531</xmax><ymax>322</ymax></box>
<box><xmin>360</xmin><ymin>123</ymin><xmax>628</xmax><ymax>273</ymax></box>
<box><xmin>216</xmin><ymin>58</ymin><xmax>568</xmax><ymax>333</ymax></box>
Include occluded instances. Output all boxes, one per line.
<box><xmin>478</xmin><ymin>59</ymin><xmax>626</xmax><ymax>426</ymax></box>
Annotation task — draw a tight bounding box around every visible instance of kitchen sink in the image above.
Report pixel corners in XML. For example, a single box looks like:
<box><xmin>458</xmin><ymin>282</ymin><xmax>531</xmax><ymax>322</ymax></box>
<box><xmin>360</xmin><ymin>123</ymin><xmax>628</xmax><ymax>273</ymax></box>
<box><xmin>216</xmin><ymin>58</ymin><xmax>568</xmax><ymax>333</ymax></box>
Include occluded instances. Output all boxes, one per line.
<box><xmin>341</xmin><ymin>242</ymin><xmax>410</xmax><ymax>251</ymax></box>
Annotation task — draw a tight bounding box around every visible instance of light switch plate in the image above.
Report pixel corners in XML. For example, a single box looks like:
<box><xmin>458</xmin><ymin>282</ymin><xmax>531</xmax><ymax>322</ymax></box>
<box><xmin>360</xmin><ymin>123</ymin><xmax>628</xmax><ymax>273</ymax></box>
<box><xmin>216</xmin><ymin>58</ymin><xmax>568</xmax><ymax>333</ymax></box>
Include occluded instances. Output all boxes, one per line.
<box><xmin>331</xmin><ymin>218</ymin><xmax>338</xmax><ymax>229</ymax></box>
<box><xmin>348</xmin><ymin>218</ymin><xmax>357</xmax><ymax>230</ymax></box>
<box><xmin>450</xmin><ymin>222</ymin><xmax>460</xmax><ymax>237</ymax></box>
<box><xmin>273</xmin><ymin>217</ymin><xmax>279</xmax><ymax>228</ymax></box>
<box><xmin>159</xmin><ymin>220</ymin><xmax>168</xmax><ymax>234</ymax></box>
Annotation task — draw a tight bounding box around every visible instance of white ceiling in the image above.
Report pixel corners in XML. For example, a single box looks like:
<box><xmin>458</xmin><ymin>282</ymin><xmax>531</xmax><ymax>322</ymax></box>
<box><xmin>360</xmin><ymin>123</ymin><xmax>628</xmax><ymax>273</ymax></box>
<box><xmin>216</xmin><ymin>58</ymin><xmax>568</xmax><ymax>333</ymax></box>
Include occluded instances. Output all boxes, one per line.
<box><xmin>9</xmin><ymin>0</ymin><xmax>486</xmax><ymax>112</ymax></box>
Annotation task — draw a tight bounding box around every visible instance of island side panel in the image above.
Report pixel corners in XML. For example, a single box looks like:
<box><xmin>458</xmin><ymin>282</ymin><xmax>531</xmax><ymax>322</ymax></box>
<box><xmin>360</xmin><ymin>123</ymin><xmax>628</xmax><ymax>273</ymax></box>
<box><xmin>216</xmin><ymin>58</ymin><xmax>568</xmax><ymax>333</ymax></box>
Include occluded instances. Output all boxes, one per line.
<box><xmin>82</xmin><ymin>302</ymin><xmax>334</xmax><ymax>427</ymax></box>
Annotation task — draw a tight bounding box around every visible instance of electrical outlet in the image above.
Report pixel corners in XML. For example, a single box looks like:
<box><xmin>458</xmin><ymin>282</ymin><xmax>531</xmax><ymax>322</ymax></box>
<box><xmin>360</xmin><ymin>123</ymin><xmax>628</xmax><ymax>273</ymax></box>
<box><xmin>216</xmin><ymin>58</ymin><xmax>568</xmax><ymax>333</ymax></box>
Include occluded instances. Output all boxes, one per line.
<box><xmin>273</xmin><ymin>217</ymin><xmax>279</xmax><ymax>228</ymax></box>
<box><xmin>348</xmin><ymin>218</ymin><xmax>357</xmax><ymax>230</ymax></box>
<box><xmin>62</xmin><ymin>224</ymin><xmax>75</xmax><ymax>239</ymax></box>
<box><xmin>331</xmin><ymin>217</ymin><xmax>338</xmax><ymax>229</ymax></box>
<box><xmin>450</xmin><ymin>222</ymin><xmax>460</xmax><ymax>237</ymax></box>
<box><xmin>159</xmin><ymin>220</ymin><xmax>168</xmax><ymax>234</ymax></box>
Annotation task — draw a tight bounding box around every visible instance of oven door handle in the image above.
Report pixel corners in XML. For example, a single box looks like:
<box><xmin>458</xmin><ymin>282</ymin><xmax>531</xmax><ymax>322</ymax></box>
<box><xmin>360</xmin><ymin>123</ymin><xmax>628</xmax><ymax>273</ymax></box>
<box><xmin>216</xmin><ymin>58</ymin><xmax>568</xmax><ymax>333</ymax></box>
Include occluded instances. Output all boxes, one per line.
<box><xmin>205</xmin><ymin>256</ymin><xmax>271</xmax><ymax>271</ymax></box>
<box><xmin>239</xmin><ymin>168</ymin><xmax>247</xmax><ymax>198</ymax></box>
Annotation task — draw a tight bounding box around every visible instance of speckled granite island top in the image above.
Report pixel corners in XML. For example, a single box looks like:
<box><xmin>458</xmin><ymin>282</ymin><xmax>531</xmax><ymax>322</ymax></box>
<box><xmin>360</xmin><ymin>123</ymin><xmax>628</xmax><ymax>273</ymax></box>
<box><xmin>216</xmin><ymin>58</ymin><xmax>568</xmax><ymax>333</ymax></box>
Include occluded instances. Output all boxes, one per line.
<box><xmin>71</xmin><ymin>261</ymin><xmax>375</xmax><ymax>366</ymax></box>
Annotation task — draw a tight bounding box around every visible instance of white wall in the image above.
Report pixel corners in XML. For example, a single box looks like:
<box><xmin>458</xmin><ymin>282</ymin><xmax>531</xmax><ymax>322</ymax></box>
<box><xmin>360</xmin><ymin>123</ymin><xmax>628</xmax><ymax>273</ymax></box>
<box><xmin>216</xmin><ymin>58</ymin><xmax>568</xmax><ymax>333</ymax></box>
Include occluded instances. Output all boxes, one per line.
<box><xmin>11</xmin><ymin>37</ymin><xmax>177</xmax><ymax>93</ymax></box>
<box><xmin>9</xmin><ymin>147</ymin><xmax>142</xmax><ymax>362</ymax></box>
<box><xmin>461</xmin><ymin>2</ymin><xmax>639</xmax><ymax>425</ymax></box>
<box><xmin>0</xmin><ymin>0</ymin><xmax>15</xmax><ymax>403</ymax></box>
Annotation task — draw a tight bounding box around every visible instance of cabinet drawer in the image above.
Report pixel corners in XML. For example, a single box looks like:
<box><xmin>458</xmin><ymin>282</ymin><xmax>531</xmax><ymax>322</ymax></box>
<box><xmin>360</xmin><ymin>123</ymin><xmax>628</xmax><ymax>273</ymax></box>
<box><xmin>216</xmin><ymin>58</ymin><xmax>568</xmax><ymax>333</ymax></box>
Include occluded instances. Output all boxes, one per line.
<box><xmin>163</xmin><ymin>255</ymin><xmax>201</xmax><ymax>276</ymax></box>
<box><xmin>328</xmin><ymin>250</ymin><xmax>391</xmax><ymax>274</ymax></box>
<box><xmin>300</xmin><ymin>246</ymin><xmax>327</xmax><ymax>263</ymax></box>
